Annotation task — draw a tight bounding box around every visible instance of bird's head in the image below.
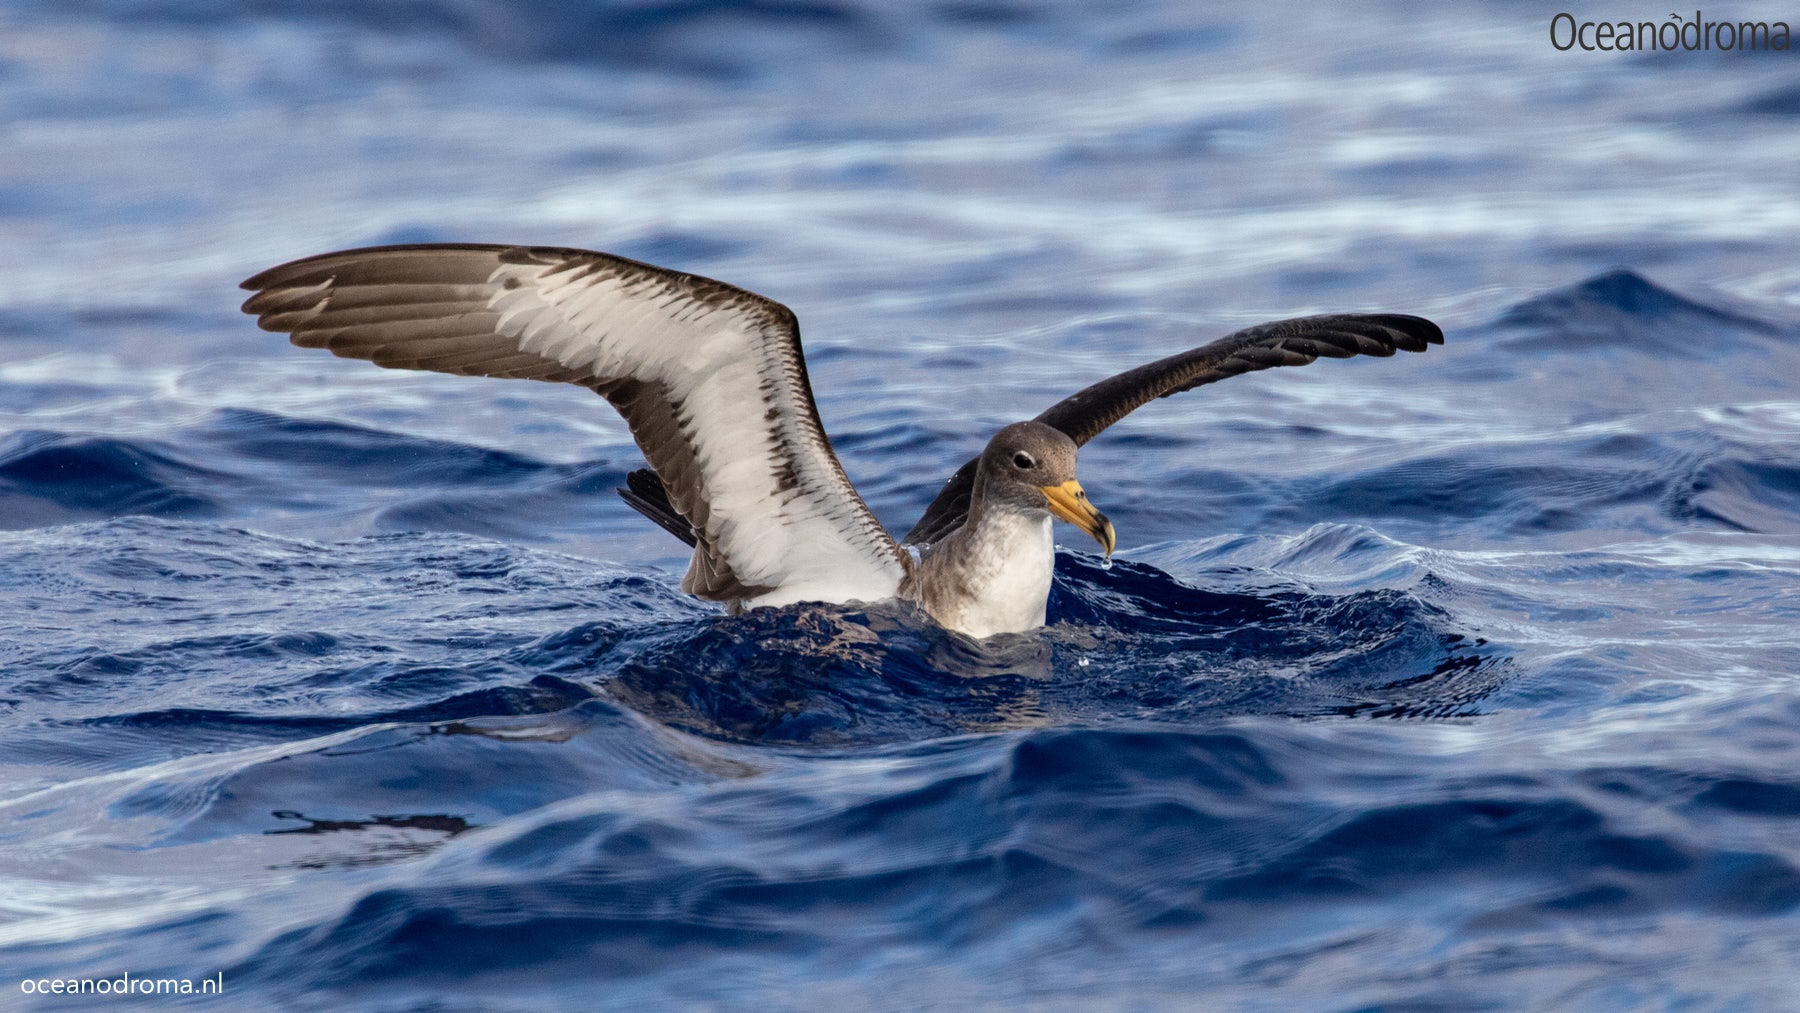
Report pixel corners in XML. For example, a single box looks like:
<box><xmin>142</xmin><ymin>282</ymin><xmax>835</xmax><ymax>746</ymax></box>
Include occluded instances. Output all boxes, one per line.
<box><xmin>978</xmin><ymin>421</ymin><xmax>1116</xmax><ymax>557</ymax></box>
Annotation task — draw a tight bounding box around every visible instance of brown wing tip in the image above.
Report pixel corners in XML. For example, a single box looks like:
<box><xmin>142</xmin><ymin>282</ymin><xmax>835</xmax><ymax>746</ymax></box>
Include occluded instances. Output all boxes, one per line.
<box><xmin>240</xmin><ymin>254</ymin><xmax>348</xmax><ymax>292</ymax></box>
<box><xmin>239</xmin><ymin>265</ymin><xmax>282</xmax><ymax>292</ymax></box>
<box><xmin>1335</xmin><ymin>314</ymin><xmax>1445</xmax><ymax>354</ymax></box>
<box><xmin>239</xmin><ymin>281</ymin><xmax>332</xmax><ymax>337</ymax></box>
<box><xmin>1386</xmin><ymin>314</ymin><xmax>1446</xmax><ymax>349</ymax></box>
<box><xmin>239</xmin><ymin>242</ymin><xmax>542</xmax><ymax>296</ymax></box>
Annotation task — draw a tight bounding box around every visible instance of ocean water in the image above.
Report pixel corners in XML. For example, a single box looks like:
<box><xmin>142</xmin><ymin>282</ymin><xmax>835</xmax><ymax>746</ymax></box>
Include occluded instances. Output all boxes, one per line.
<box><xmin>4</xmin><ymin>2</ymin><xmax>1800</xmax><ymax>1009</ymax></box>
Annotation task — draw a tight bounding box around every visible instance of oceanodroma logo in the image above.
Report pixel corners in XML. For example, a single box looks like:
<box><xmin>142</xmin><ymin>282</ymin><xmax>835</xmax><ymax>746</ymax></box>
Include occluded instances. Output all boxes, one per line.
<box><xmin>1551</xmin><ymin>11</ymin><xmax>1792</xmax><ymax>50</ymax></box>
<box><xmin>19</xmin><ymin>971</ymin><xmax>223</xmax><ymax>997</ymax></box>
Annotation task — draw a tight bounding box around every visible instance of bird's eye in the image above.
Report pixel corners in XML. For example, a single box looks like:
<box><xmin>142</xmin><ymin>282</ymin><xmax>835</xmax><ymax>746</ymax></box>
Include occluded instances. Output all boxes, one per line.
<box><xmin>1012</xmin><ymin>452</ymin><xmax>1035</xmax><ymax>469</ymax></box>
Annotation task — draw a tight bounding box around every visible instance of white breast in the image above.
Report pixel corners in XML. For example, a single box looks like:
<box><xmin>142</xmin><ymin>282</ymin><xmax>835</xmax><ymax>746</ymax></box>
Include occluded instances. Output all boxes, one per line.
<box><xmin>929</xmin><ymin>511</ymin><xmax>1055</xmax><ymax>638</ymax></box>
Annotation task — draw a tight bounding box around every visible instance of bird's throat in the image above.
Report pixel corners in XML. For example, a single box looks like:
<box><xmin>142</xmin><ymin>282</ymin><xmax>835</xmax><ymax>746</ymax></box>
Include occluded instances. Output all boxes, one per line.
<box><xmin>917</xmin><ymin>508</ymin><xmax>1055</xmax><ymax>638</ymax></box>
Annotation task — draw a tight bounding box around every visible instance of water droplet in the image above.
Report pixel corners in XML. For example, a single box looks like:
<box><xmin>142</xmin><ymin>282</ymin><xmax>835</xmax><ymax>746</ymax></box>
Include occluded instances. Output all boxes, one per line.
<box><xmin>1078</xmin><ymin>656</ymin><xmax>1090</xmax><ymax>667</ymax></box>
<box><xmin>1099</xmin><ymin>557</ymin><xmax>1113</xmax><ymax>571</ymax></box>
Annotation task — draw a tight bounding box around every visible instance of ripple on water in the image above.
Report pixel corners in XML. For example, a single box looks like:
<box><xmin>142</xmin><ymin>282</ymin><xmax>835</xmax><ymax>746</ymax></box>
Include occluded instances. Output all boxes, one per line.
<box><xmin>5</xmin><ymin>4</ymin><xmax>1800</xmax><ymax>1007</ymax></box>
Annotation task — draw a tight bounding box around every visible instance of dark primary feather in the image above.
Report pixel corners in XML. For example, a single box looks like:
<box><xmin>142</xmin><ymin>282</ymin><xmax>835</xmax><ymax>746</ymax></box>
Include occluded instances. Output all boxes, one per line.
<box><xmin>899</xmin><ymin>313</ymin><xmax>1443</xmax><ymax>546</ymax></box>
<box><xmin>619</xmin><ymin>467</ymin><xmax>698</xmax><ymax>547</ymax></box>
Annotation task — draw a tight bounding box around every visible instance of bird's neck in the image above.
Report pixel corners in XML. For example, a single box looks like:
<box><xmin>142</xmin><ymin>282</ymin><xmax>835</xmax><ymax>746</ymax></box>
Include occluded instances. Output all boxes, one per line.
<box><xmin>963</xmin><ymin>467</ymin><xmax>1015</xmax><ymax>530</ymax></box>
<box><xmin>919</xmin><ymin>497</ymin><xmax>1056</xmax><ymax>638</ymax></box>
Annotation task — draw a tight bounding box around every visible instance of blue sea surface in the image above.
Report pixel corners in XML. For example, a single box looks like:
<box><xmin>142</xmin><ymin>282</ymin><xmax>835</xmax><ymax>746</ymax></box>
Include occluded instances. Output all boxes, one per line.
<box><xmin>3</xmin><ymin>2</ymin><xmax>1800</xmax><ymax>1009</ymax></box>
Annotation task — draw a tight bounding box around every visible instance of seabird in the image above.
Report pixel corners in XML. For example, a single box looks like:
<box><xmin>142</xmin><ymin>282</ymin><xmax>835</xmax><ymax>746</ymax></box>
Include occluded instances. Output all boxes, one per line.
<box><xmin>242</xmin><ymin>244</ymin><xmax>1441</xmax><ymax>638</ymax></box>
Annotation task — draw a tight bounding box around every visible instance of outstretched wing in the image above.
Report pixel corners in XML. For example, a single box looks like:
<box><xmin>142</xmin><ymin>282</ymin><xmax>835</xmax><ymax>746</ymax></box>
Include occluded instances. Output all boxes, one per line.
<box><xmin>242</xmin><ymin>243</ymin><xmax>907</xmax><ymax>607</ymax></box>
<box><xmin>901</xmin><ymin>313</ymin><xmax>1444</xmax><ymax>546</ymax></box>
